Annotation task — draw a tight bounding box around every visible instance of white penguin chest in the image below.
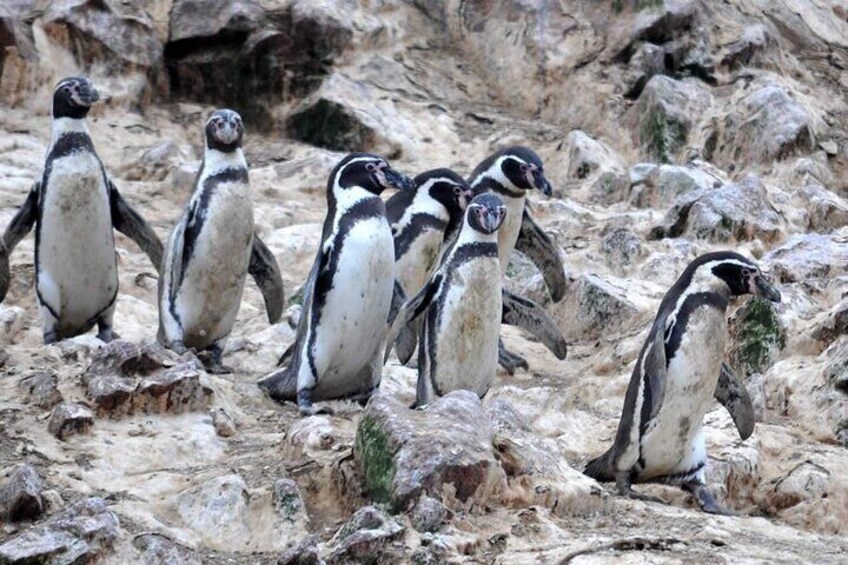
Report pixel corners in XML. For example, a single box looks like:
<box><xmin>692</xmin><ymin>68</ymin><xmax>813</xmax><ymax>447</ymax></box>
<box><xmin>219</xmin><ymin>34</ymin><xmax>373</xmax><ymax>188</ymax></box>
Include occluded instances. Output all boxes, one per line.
<box><xmin>430</xmin><ymin>256</ymin><xmax>502</xmax><ymax>396</ymax></box>
<box><xmin>396</xmin><ymin>227</ymin><xmax>443</xmax><ymax>294</ymax></box>
<box><xmin>639</xmin><ymin>308</ymin><xmax>727</xmax><ymax>476</ymax></box>
<box><xmin>38</xmin><ymin>152</ymin><xmax>116</xmax><ymax>321</ymax></box>
<box><xmin>313</xmin><ymin>217</ymin><xmax>395</xmax><ymax>378</ymax></box>
<box><xmin>497</xmin><ymin>194</ymin><xmax>526</xmax><ymax>272</ymax></box>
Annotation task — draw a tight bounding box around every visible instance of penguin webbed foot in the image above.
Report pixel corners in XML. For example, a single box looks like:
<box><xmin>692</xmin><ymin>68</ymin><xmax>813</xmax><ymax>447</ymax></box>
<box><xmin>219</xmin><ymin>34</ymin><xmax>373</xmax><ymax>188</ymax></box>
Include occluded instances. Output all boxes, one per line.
<box><xmin>199</xmin><ymin>345</ymin><xmax>233</xmax><ymax>374</ymax></box>
<box><xmin>43</xmin><ymin>331</ymin><xmax>59</xmax><ymax>345</ymax></box>
<box><xmin>498</xmin><ymin>339</ymin><xmax>529</xmax><ymax>375</ymax></box>
<box><xmin>297</xmin><ymin>389</ymin><xmax>334</xmax><ymax>416</ymax></box>
<box><xmin>684</xmin><ymin>482</ymin><xmax>736</xmax><ymax>516</ymax></box>
<box><xmin>169</xmin><ymin>340</ymin><xmax>189</xmax><ymax>355</ymax></box>
<box><xmin>616</xmin><ymin>473</ymin><xmax>664</xmax><ymax>504</ymax></box>
<box><xmin>97</xmin><ymin>327</ymin><xmax>119</xmax><ymax>343</ymax></box>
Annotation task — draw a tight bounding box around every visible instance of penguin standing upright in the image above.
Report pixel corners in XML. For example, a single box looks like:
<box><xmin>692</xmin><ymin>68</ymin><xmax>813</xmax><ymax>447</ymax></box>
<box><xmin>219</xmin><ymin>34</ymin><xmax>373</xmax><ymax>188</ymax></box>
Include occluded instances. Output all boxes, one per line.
<box><xmin>468</xmin><ymin>146</ymin><xmax>567</xmax><ymax>372</ymax></box>
<box><xmin>385</xmin><ymin>194</ymin><xmax>507</xmax><ymax>407</ymax></box>
<box><xmin>1</xmin><ymin>77</ymin><xmax>163</xmax><ymax>343</ymax></box>
<box><xmin>158</xmin><ymin>109</ymin><xmax>284</xmax><ymax>373</ymax></box>
<box><xmin>388</xmin><ymin>168</ymin><xmax>473</xmax><ymax>297</ymax></box>
<box><xmin>258</xmin><ymin>154</ymin><xmax>413</xmax><ymax>414</ymax></box>
<box><xmin>584</xmin><ymin>251</ymin><xmax>781</xmax><ymax>514</ymax></box>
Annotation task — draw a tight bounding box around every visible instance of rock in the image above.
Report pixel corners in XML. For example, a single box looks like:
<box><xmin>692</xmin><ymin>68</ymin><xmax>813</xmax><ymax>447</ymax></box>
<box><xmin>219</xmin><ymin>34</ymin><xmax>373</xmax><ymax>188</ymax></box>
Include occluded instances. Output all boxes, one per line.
<box><xmin>602</xmin><ymin>227</ymin><xmax>644</xmax><ymax>273</ymax></box>
<box><xmin>410</xmin><ymin>496</ymin><xmax>448</xmax><ymax>533</ymax></box>
<box><xmin>355</xmin><ymin>391</ymin><xmax>504</xmax><ymax>511</ymax></box>
<box><xmin>166</xmin><ymin>0</ymin><xmax>353</xmax><ymax>127</ymax></box>
<box><xmin>86</xmin><ymin>339</ymin><xmax>175</xmax><ymax>377</ymax></box>
<box><xmin>48</xmin><ymin>402</ymin><xmax>94</xmax><ymax>440</ymax></box>
<box><xmin>85</xmin><ymin>372</ymin><xmax>137</xmax><ymax>415</ymax></box>
<box><xmin>0</xmin><ymin>497</ymin><xmax>120</xmax><ymax>564</ymax></box>
<box><xmin>717</xmin><ymin>83</ymin><xmax>815</xmax><ymax>166</ymax></box>
<box><xmin>273</xmin><ymin>479</ymin><xmax>307</xmax><ymax>522</ymax></box>
<box><xmin>763</xmin><ymin>233</ymin><xmax>848</xmax><ymax>284</ymax></box>
<box><xmin>134</xmin><ymin>362</ymin><xmax>213</xmax><ymax>414</ymax></box>
<box><xmin>772</xmin><ymin>461</ymin><xmax>830</xmax><ymax>510</ymax></box>
<box><xmin>277</xmin><ymin>535</ymin><xmax>320</xmax><ymax>565</ymax></box>
<box><xmin>564</xmin><ymin>130</ymin><xmax>625</xmax><ymax>180</ymax></box>
<box><xmin>326</xmin><ymin>506</ymin><xmax>405</xmax><ymax>565</ymax></box>
<box><xmin>631</xmin><ymin>75</ymin><xmax>712</xmax><ymax>163</ymax></box>
<box><xmin>0</xmin><ymin>464</ymin><xmax>44</xmax><ymax>522</ymax></box>
<box><xmin>552</xmin><ymin>274</ymin><xmax>640</xmax><ymax>342</ymax></box>
<box><xmin>211</xmin><ymin>408</ymin><xmax>237</xmax><ymax>437</ymax></box>
<box><xmin>41</xmin><ymin>0</ymin><xmax>162</xmax><ymax>69</ymax></box>
<box><xmin>132</xmin><ymin>533</ymin><xmax>202</xmax><ymax>565</ymax></box>
<box><xmin>628</xmin><ymin>163</ymin><xmax>721</xmax><ymax>209</ymax></box>
<box><xmin>616</xmin><ymin>0</ymin><xmax>697</xmax><ymax>53</ymax></box>
<box><xmin>588</xmin><ymin>171</ymin><xmax>630</xmax><ymax>205</ymax></box>
<box><xmin>800</xmin><ymin>184</ymin><xmax>848</xmax><ymax>233</ymax></box>
<box><xmin>18</xmin><ymin>371</ymin><xmax>62</xmax><ymax>409</ymax></box>
<box><xmin>727</xmin><ymin>297</ymin><xmax>786</xmax><ymax>378</ymax></box>
<box><xmin>652</xmin><ymin>175</ymin><xmax>782</xmax><ymax>243</ymax></box>
<box><xmin>663</xmin><ymin>32</ymin><xmax>716</xmax><ymax>83</ymax></box>
<box><xmin>812</xmin><ymin>300</ymin><xmax>848</xmax><ymax>348</ymax></box>
<box><xmin>177</xmin><ymin>474</ymin><xmax>251</xmax><ymax>548</ymax></box>
<box><xmin>720</xmin><ymin>25</ymin><xmax>772</xmax><ymax>70</ymax></box>
<box><xmin>819</xmin><ymin>140</ymin><xmax>839</xmax><ymax>156</ymax></box>
<box><xmin>623</xmin><ymin>42</ymin><xmax>665</xmax><ymax>99</ymax></box>
<box><xmin>121</xmin><ymin>141</ymin><xmax>187</xmax><ymax>183</ymax></box>
<box><xmin>824</xmin><ymin>340</ymin><xmax>848</xmax><ymax>396</ymax></box>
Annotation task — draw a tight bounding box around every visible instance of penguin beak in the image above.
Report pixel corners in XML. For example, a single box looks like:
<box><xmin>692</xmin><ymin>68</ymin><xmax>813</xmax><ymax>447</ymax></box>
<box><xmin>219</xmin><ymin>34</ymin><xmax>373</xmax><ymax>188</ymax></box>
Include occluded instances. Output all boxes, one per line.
<box><xmin>754</xmin><ymin>276</ymin><xmax>781</xmax><ymax>303</ymax></box>
<box><xmin>217</xmin><ymin>122</ymin><xmax>240</xmax><ymax>145</ymax></box>
<box><xmin>480</xmin><ymin>207</ymin><xmax>506</xmax><ymax>234</ymax></box>
<box><xmin>382</xmin><ymin>167</ymin><xmax>415</xmax><ymax>192</ymax></box>
<box><xmin>79</xmin><ymin>82</ymin><xmax>99</xmax><ymax>105</ymax></box>
<box><xmin>533</xmin><ymin>171</ymin><xmax>553</xmax><ymax>197</ymax></box>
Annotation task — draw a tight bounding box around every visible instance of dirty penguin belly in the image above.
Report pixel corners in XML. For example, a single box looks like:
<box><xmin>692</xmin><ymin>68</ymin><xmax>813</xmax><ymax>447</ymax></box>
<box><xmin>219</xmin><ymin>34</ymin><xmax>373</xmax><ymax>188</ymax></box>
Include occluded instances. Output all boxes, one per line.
<box><xmin>432</xmin><ymin>260</ymin><xmax>502</xmax><ymax>397</ymax></box>
<box><xmin>638</xmin><ymin>309</ymin><xmax>727</xmax><ymax>480</ymax></box>
<box><xmin>38</xmin><ymin>155</ymin><xmax>116</xmax><ymax>332</ymax></box>
<box><xmin>176</xmin><ymin>186</ymin><xmax>254</xmax><ymax>348</ymax></box>
<box><xmin>397</xmin><ymin>227</ymin><xmax>443</xmax><ymax>294</ymax></box>
<box><xmin>313</xmin><ymin>218</ymin><xmax>394</xmax><ymax>397</ymax></box>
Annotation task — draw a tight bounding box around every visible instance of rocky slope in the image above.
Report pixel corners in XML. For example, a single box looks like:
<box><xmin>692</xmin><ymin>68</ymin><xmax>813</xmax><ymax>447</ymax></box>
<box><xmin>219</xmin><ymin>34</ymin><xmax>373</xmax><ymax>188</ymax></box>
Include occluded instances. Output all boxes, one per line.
<box><xmin>1</xmin><ymin>0</ymin><xmax>847</xmax><ymax>563</ymax></box>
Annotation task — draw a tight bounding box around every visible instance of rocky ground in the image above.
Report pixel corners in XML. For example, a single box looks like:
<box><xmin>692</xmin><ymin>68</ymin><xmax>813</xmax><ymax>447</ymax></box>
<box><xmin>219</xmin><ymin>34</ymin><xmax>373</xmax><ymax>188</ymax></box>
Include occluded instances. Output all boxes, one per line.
<box><xmin>1</xmin><ymin>0</ymin><xmax>848</xmax><ymax>563</ymax></box>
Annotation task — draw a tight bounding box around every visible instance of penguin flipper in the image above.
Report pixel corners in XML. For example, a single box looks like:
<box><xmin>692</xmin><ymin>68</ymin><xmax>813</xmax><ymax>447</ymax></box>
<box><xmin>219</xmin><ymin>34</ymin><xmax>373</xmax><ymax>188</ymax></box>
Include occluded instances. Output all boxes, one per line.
<box><xmin>3</xmin><ymin>180</ymin><xmax>39</xmax><ymax>252</ymax></box>
<box><xmin>249</xmin><ymin>235</ymin><xmax>285</xmax><ymax>324</ymax></box>
<box><xmin>501</xmin><ymin>289</ymin><xmax>567</xmax><ymax>360</ymax></box>
<box><xmin>384</xmin><ymin>274</ymin><xmax>443</xmax><ymax>364</ymax></box>
<box><xmin>515</xmin><ymin>208</ymin><xmax>566</xmax><ymax>303</ymax></box>
<box><xmin>0</xmin><ymin>239</ymin><xmax>9</xmax><ymax>303</ymax></box>
<box><xmin>714</xmin><ymin>362</ymin><xmax>755</xmax><ymax>440</ymax></box>
<box><xmin>257</xmin><ymin>365</ymin><xmax>298</xmax><ymax>402</ymax></box>
<box><xmin>109</xmin><ymin>180</ymin><xmax>164</xmax><ymax>273</ymax></box>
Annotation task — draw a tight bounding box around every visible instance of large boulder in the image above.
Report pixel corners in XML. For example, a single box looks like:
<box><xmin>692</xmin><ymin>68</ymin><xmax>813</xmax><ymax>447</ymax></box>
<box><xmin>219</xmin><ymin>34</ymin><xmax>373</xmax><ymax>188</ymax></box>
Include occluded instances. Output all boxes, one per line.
<box><xmin>325</xmin><ymin>506</ymin><xmax>405</xmax><ymax>564</ymax></box>
<box><xmin>652</xmin><ymin>175</ymin><xmax>782</xmax><ymax>243</ymax></box>
<box><xmin>763</xmin><ymin>232</ymin><xmax>848</xmax><ymax>284</ymax></box>
<box><xmin>550</xmin><ymin>273</ymin><xmax>643</xmax><ymax>343</ymax></box>
<box><xmin>627</xmin><ymin>163</ymin><xmax>722</xmax><ymax>208</ymax></box>
<box><xmin>355</xmin><ymin>391</ymin><xmax>505</xmax><ymax>512</ymax></box>
<box><xmin>0</xmin><ymin>464</ymin><xmax>44</xmax><ymax>522</ymax></box>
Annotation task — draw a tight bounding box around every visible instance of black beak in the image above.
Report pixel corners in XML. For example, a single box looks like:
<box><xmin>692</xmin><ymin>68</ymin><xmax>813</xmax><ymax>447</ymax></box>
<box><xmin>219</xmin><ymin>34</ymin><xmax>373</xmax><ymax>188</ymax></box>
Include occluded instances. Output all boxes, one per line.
<box><xmin>383</xmin><ymin>168</ymin><xmax>415</xmax><ymax>191</ymax></box>
<box><xmin>755</xmin><ymin>277</ymin><xmax>782</xmax><ymax>303</ymax></box>
<box><xmin>80</xmin><ymin>84</ymin><xmax>100</xmax><ymax>105</ymax></box>
<box><xmin>481</xmin><ymin>208</ymin><xmax>505</xmax><ymax>234</ymax></box>
<box><xmin>534</xmin><ymin>171</ymin><xmax>552</xmax><ymax>197</ymax></box>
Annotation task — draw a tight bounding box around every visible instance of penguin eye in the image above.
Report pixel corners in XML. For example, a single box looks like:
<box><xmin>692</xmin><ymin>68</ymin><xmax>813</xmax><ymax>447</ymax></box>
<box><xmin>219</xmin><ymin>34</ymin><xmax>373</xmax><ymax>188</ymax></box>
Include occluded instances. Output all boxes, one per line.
<box><xmin>519</xmin><ymin>164</ymin><xmax>529</xmax><ymax>173</ymax></box>
<box><xmin>62</xmin><ymin>86</ymin><xmax>72</xmax><ymax>93</ymax></box>
<box><xmin>453</xmin><ymin>186</ymin><xmax>462</xmax><ymax>195</ymax></box>
<box><xmin>366</xmin><ymin>163</ymin><xmax>377</xmax><ymax>172</ymax></box>
<box><xmin>742</xmin><ymin>269</ymin><xmax>751</xmax><ymax>278</ymax></box>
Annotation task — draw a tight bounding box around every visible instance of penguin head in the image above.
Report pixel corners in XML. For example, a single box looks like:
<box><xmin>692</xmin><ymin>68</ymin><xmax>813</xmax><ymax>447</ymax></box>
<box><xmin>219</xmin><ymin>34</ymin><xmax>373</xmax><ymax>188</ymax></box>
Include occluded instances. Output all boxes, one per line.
<box><xmin>466</xmin><ymin>193</ymin><xmax>507</xmax><ymax>235</ymax></box>
<box><xmin>702</xmin><ymin>252</ymin><xmax>782</xmax><ymax>302</ymax></box>
<box><xmin>499</xmin><ymin>146</ymin><xmax>553</xmax><ymax>196</ymax></box>
<box><xmin>206</xmin><ymin>109</ymin><xmax>244</xmax><ymax>152</ymax></box>
<box><xmin>414</xmin><ymin>168</ymin><xmax>474</xmax><ymax>221</ymax></box>
<box><xmin>53</xmin><ymin>77</ymin><xmax>100</xmax><ymax>120</ymax></box>
<box><xmin>331</xmin><ymin>153</ymin><xmax>414</xmax><ymax>195</ymax></box>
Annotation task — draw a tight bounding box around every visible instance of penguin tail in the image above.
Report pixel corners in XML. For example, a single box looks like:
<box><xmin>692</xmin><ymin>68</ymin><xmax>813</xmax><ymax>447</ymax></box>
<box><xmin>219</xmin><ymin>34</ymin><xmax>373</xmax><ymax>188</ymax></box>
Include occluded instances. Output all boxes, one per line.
<box><xmin>257</xmin><ymin>367</ymin><xmax>298</xmax><ymax>402</ymax></box>
<box><xmin>583</xmin><ymin>449</ymin><xmax>616</xmax><ymax>483</ymax></box>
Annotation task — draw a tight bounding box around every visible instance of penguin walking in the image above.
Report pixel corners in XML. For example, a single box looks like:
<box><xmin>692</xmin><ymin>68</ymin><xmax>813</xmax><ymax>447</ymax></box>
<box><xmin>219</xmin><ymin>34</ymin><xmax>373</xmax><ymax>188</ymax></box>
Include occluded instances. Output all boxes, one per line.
<box><xmin>583</xmin><ymin>251</ymin><xmax>781</xmax><ymax>514</ymax></box>
<box><xmin>1</xmin><ymin>77</ymin><xmax>163</xmax><ymax>343</ymax></box>
<box><xmin>385</xmin><ymin>194</ymin><xmax>506</xmax><ymax>407</ymax></box>
<box><xmin>469</xmin><ymin>146</ymin><xmax>567</xmax><ymax>372</ymax></box>
<box><xmin>258</xmin><ymin>154</ymin><xmax>413</xmax><ymax>414</ymax></box>
<box><xmin>158</xmin><ymin>109</ymin><xmax>284</xmax><ymax>373</ymax></box>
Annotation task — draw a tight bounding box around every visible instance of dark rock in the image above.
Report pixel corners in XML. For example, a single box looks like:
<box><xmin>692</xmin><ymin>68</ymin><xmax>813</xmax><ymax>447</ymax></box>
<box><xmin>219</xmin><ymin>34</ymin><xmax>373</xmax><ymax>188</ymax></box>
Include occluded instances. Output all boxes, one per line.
<box><xmin>211</xmin><ymin>407</ymin><xmax>237</xmax><ymax>437</ymax></box>
<box><xmin>616</xmin><ymin>0</ymin><xmax>697</xmax><ymax>53</ymax></box>
<box><xmin>18</xmin><ymin>371</ymin><xmax>63</xmax><ymax>409</ymax></box>
<box><xmin>652</xmin><ymin>175</ymin><xmax>781</xmax><ymax>243</ymax></box>
<box><xmin>0</xmin><ymin>497</ymin><xmax>120</xmax><ymax>564</ymax></box>
<box><xmin>132</xmin><ymin>533</ymin><xmax>202</xmax><ymax>565</ymax></box>
<box><xmin>631</xmin><ymin>75</ymin><xmax>712</xmax><ymax>163</ymax></box>
<box><xmin>277</xmin><ymin>535</ymin><xmax>320</xmax><ymax>565</ymax></box>
<box><xmin>41</xmin><ymin>0</ymin><xmax>162</xmax><ymax>73</ymax></box>
<box><xmin>717</xmin><ymin>83</ymin><xmax>815</xmax><ymax>167</ymax></box>
<box><xmin>287</xmin><ymin>96</ymin><xmax>376</xmax><ymax>153</ymax></box>
<box><xmin>623</xmin><ymin>42</ymin><xmax>665</xmax><ymax>99</ymax></box>
<box><xmin>326</xmin><ymin>506</ymin><xmax>405</xmax><ymax>565</ymax></box>
<box><xmin>134</xmin><ymin>362</ymin><xmax>212</xmax><ymax>414</ymax></box>
<box><xmin>168</xmin><ymin>0</ymin><xmax>265</xmax><ymax>43</ymax></box>
<box><xmin>824</xmin><ymin>340</ymin><xmax>848</xmax><ymax>396</ymax></box>
<box><xmin>86</xmin><ymin>340</ymin><xmax>175</xmax><ymax>377</ymax></box>
<box><xmin>763</xmin><ymin>233</ymin><xmax>848</xmax><ymax>284</ymax></box>
<box><xmin>0</xmin><ymin>465</ymin><xmax>44</xmax><ymax>522</ymax></box>
<box><xmin>48</xmin><ymin>402</ymin><xmax>94</xmax><ymax>440</ymax></box>
<box><xmin>85</xmin><ymin>373</ymin><xmax>137</xmax><ymax>415</ymax></box>
<box><xmin>355</xmin><ymin>391</ymin><xmax>504</xmax><ymax>511</ymax></box>
<box><xmin>727</xmin><ymin>297</ymin><xmax>787</xmax><ymax>378</ymax></box>
<box><xmin>409</xmin><ymin>496</ymin><xmax>447</xmax><ymax>533</ymax></box>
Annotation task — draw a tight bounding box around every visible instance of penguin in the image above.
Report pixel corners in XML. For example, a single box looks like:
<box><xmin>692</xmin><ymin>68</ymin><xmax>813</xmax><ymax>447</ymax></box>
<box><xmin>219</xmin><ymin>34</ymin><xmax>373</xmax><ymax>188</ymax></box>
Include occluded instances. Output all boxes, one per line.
<box><xmin>1</xmin><ymin>77</ymin><xmax>163</xmax><ymax>343</ymax></box>
<box><xmin>583</xmin><ymin>251</ymin><xmax>781</xmax><ymax>514</ymax></box>
<box><xmin>468</xmin><ymin>146</ymin><xmax>567</xmax><ymax>373</ymax></box>
<box><xmin>258</xmin><ymin>153</ymin><xmax>413</xmax><ymax>414</ymax></box>
<box><xmin>385</xmin><ymin>194</ymin><xmax>506</xmax><ymax>407</ymax></box>
<box><xmin>158</xmin><ymin>109</ymin><xmax>284</xmax><ymax>373</ymax></box>
<box><xmin>387</xmin><ymin>168</ymin><xmax>474</xmax><ymax>297</ymax></box>
<box><xmin>0</xmin><ymin>238</ymin><xmax>9</xmax><ymax>304</ymax></box>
